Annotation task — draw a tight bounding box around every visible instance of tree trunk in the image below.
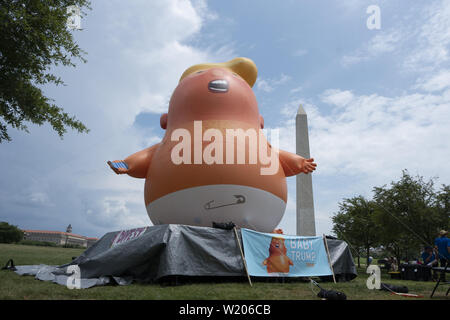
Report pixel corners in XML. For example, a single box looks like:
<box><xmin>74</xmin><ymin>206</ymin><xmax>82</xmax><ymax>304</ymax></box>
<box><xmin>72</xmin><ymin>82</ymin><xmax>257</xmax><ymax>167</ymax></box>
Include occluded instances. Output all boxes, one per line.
<box><xmin>395</xmin><ymin>246</ymin><xmax>401</xmax><ymax>272</ymax></box>
<box><xmin>366</xmin><ymin>246</ymin><xmax>370</xmax><ymax>267</ymax></box>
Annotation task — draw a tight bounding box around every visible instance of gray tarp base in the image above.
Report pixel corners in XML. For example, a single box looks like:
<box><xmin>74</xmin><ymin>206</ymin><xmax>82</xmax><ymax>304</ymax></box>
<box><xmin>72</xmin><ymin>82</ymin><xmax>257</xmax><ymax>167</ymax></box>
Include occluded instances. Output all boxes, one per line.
<box><xmin>14</xmin><ymin>224</ymin><xmax>357</xmax><ymax>289</ymax></box>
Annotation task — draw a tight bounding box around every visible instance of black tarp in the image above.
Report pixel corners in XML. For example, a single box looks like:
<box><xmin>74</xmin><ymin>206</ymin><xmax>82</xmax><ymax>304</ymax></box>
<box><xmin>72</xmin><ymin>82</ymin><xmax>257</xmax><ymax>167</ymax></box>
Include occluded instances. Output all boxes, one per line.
<box><xmin>14</xmin><ymin>224</ymin><xmax>357</xmax><ymax>288</ymax></box>
<box><xmin>319</xmin><ymin>237</ymin><xmax>358</xmax><ymax>282</ymax></box>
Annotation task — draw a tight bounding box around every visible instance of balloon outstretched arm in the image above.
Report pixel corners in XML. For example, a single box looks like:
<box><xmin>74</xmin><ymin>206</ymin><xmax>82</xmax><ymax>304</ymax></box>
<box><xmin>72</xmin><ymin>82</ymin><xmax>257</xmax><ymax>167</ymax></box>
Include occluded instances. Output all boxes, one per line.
<box><xmin>278</xmin><ymin>149</ymin><xmax>317</xmax><ymax>177</ymax></box>
<box><xmin>107</xmin><ymin>143</ymin><xmax>160</xmax><ymax>178</ymax></box>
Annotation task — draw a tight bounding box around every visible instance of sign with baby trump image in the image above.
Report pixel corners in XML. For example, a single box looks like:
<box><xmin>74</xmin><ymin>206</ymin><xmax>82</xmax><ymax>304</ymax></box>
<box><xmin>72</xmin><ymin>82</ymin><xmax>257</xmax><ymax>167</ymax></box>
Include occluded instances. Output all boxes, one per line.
<box><xmin>241</xmin><ymin>229</ymin><xmax>333</xmax><ymax>277</ymax></box>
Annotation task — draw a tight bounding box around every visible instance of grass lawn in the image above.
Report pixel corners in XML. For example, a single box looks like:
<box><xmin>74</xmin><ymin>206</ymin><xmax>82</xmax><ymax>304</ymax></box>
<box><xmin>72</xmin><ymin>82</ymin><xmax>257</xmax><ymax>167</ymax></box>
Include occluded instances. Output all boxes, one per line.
<box><xmin>0</xmin><ymin>243</ymin><xmax>447</xmax><ymax>300</ymax></box>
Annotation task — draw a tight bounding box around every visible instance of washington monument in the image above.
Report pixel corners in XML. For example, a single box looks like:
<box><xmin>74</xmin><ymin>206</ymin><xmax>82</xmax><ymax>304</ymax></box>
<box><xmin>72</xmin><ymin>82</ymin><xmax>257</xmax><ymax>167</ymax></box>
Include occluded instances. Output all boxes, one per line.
<box><xmin>296</xmin><ymin>105</ymin><xmax>316</xmax><ymax>236</ymax></box>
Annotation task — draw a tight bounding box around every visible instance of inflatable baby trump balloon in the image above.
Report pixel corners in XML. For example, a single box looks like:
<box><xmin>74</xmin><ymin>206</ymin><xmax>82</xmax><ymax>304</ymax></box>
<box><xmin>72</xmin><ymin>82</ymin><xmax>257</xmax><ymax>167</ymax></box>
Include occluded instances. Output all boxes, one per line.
<box><xmin>108</xmin><ymin>57</ymin><xmax>317</xmax><ymax>232</ymax></box>
<box><xmin>263</xmin><ymin>236</ymin><xmax>294</xmax><ymax>273</ymax></box>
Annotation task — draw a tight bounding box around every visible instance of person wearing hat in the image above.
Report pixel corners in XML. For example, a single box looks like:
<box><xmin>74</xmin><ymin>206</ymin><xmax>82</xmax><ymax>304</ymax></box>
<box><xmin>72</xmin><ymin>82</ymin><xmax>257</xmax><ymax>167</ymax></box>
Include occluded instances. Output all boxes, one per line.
<box><xmin>434</xmin><ymin>230</ymin><xmax>449</xmax><ymax>270</ymax></box>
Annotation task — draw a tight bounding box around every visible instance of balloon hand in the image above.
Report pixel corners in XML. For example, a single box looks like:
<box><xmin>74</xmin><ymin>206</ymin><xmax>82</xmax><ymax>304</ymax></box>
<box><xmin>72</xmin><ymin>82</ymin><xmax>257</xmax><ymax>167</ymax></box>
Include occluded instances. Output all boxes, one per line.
<box><xmin>300</xmin><ymin>158</ymin><xmax>317</xmax><ymax>174</ymax></box>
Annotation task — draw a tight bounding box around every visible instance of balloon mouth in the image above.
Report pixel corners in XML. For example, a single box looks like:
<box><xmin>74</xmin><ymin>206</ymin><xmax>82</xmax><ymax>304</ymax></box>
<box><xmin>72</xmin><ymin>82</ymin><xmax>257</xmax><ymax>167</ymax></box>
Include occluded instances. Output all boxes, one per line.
<box><xmin>208</xmin><ymin>79</ymin><xmax>228</xmax><ymax>93</ymax></box>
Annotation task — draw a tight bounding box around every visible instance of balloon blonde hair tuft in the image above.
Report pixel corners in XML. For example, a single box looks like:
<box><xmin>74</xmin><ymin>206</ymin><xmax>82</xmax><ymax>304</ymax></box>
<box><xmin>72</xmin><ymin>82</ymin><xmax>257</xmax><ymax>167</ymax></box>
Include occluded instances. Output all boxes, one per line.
<box><xmin>179</xmin><ymin>57</ymin><xmax>258</xmax><ymax>88</ymax></box>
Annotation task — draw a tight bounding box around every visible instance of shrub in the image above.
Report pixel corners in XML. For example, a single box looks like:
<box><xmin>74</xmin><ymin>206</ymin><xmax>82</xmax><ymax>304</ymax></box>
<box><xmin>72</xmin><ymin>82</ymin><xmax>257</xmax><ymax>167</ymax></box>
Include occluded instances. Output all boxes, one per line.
<box><xmin>0</xmin><ymin>222</ymin><xmax>24</xmax><ymax>243</ymax></box>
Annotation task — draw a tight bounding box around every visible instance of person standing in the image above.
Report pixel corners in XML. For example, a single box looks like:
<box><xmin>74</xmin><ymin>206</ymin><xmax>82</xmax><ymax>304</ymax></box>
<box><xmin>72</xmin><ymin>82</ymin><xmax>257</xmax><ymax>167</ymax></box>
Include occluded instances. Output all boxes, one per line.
<box><xmin>434</xmin><ymin>230</ymin><xmax>449</xmax><ymax>281</ymax></box>
<box><xmin>434</xmin><ymin>230</ymin><xmax>450</xmax><ymax>266</ymax></box>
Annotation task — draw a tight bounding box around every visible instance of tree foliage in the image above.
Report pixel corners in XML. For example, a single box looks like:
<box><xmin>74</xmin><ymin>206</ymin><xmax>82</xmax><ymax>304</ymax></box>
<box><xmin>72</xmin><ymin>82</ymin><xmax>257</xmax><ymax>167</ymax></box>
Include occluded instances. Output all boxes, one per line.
<box><xmin>0</xmin><ymin>221</ymin><xmax>23</xmax><ymax>243</ymax></box>
<box><xmin>372</xmin><ymin>171</ymin><xmax>448</xmax><ymax>260</ymax></box>
<box><xmin>332</xmin><ymin>196</ymin><xmax>379</xmax><ymax>267</ymax></box>
<box><xmin>0</xmin><ymin>0</ymin><xmax>90</xmax><ymax>142</ymax></box>
<box><xmin>332</xmin><ymin>170</ymin><xmax>449</xmax><ymax>263</ymax></box>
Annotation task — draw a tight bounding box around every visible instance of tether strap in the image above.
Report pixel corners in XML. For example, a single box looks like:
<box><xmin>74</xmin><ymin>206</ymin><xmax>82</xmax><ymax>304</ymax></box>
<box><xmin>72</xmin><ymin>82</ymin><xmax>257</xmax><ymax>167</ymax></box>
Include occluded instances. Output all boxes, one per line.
<box><xmin>1</xmin><ymin>259</ymin><xmax>16</xmax><ymax>271</ymax></box>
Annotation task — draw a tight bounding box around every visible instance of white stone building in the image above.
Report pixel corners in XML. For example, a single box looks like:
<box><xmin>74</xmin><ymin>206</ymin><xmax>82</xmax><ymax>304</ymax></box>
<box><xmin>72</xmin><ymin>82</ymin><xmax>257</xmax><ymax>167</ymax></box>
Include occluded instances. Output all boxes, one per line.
<box><xmin>23</xmin><ymin>229</ymin><xmax>98</xmax><ymax>248</ymax></box>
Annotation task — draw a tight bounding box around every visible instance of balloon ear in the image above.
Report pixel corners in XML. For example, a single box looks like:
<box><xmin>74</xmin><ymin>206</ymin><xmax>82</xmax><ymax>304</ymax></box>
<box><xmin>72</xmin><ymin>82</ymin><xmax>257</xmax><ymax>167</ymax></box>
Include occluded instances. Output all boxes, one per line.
<box><xmin>160</xmin><ymin>113</ymin><xmax>168</xmax><ymax>130</ymax></box>
<box><xmin>259</xmin><ymin>115</ymin><xmax>264</xmax><ymax>129</ymax></box>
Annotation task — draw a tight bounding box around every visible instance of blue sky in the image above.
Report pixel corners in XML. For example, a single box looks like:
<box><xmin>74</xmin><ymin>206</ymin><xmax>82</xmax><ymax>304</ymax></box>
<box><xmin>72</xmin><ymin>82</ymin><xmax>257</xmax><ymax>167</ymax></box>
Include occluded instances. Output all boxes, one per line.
<box><xmin>1</xmin><ymin>0</ymin><xmax>449</xmax><ymax>238</ymax></box>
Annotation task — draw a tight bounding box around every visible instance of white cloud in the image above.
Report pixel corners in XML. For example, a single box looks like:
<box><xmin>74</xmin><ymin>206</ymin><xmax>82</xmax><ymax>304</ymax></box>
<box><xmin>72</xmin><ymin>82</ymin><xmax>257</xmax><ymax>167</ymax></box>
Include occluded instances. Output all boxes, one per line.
<box><xmin>403</xmin><ymin>0</ymin><xmax>450</xmax><ymax>72</ymax></box>
<box><xmin>137</xmin><ymin>92</ymin><xmax>170</xmax><ymax>114</ymax></box>
<box><xmin>342</xmin><ymin>0</ymin><xmax>450</xmax><ymax>72</ymax></box>
<box><xmin>270</xmin><ymin>86</ymin><xmax>450</xmax><ymax>235</ymax></box>
<box><xmin>369</xmin><ymin>31</ymin><xmax>402</xmax><ymax>54</ymax></box>
<box><xmin>191</xmin><ymin>0</ymin><xmax>218</xmax><ymax>21</ymax></box>
<box><xmin>341</xmin><ymin>30</ymin><xmax>401</xmax><ymax>67</ymax></box>
<box><xmin>256</xmin><ymin>74</ymin><xmax>291</xmax><ymax>93</ymax></box>
<box><xmin>309</xmin><ymin>89</ymin><xmax>450</xmax><ymax>178</ymax></box>
<box><xmin>256</xmin><ymin>79</ymin><xmax>274</xmax><ymax>93</ymax></box>
<box><xmin>415</xmin><ymin>69</ymin><xmax>450</xmax><ymax>92</ymax></box>
<box><xmin>280</xmin><ymin>99</ymin><xmax>302</xmax><ymax>119</ymax></box>
<box><xmin>320</xmin><ymin>89</ymin><xmax>354</xmax><ymax>107</ymax></box>
<box><xmin>99</xmin><ymin>195</ymin><xmax>149</xmax><ymax>229</ymax></box>
<box><xmin>290</xmin><ymin>86</ymin><xmax>303</xmax><ymax>94</ymax></box>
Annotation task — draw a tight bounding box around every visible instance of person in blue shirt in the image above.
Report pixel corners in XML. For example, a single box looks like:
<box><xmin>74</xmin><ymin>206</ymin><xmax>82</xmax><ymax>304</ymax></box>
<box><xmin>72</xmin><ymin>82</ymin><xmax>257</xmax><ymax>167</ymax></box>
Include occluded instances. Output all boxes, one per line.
<box><xmin>421</xmin><ymin>246</ymin><xmax>437</xmax><ymax>266</ymax></box>
<box><xmin>434</xmin><ymin>230</ymin><xmax>449</xmax><ymax>267</ymax></box>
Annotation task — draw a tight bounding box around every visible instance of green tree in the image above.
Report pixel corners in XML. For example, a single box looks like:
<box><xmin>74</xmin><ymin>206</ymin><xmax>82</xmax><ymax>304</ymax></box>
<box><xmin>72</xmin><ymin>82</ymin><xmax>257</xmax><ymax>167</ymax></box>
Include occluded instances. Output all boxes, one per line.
<box><xmin>0</xmin><ymin>0</ymin><xmax>90</xmax><ymax>142</ymax></box>
<box><xmin>332</xmin><ymin>196</ymin><xmax>379</xmax><ymax>268</ymax></box>
<box><xmin>435</xmin><ymin>184</ymin><xmax>450</xmax><ymax>231</ymax></box>
<box><xmin>373</xmin><ymin>170</ymin><xmax>449</xmax><ymax>262</ymax></box>
<box><xmin>0</xmin><ymin>221</ymin><xmax>24</xmax><ymax>243</ymax></box>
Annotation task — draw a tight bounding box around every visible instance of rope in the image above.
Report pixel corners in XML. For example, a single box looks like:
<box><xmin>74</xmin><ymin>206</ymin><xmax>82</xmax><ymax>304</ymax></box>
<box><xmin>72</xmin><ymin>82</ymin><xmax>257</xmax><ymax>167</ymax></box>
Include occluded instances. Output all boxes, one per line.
<box><xmin>309</xmin><ymin>278</ymin><xmax>320</xmax><ymax>296</ymax></box>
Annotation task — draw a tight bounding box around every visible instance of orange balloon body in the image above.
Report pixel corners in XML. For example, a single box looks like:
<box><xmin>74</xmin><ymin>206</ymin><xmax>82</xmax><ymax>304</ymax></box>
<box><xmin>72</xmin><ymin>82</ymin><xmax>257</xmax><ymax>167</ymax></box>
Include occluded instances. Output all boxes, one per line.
<box><xmin>108</xmin><ymin>58</ymin><xmax>316</xmax><ymax>232</ymax></box>
<box><xmin>147</xmin><ymin>68</ymin><xmax>286</xmax><ymax>202</ymax></box>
